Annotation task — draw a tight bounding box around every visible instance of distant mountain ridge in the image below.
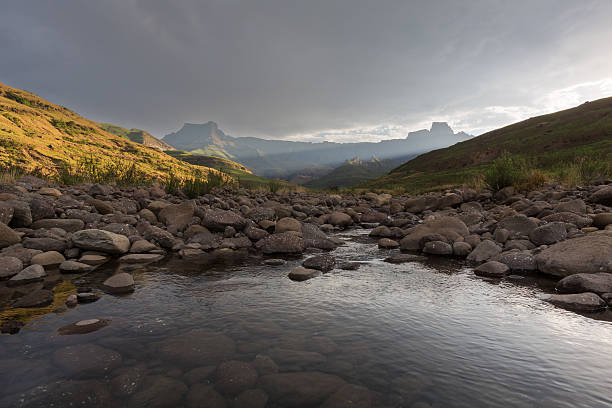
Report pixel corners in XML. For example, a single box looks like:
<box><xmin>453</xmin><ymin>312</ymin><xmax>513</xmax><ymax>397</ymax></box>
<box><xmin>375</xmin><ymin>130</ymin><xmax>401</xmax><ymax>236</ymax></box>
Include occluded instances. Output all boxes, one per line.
<box><xmin>163</xmin><ymin>121</ymin><xmax>472</xmax><ymax>178</ymax></box>
<box><xmin>99</xmin><ymin>123</ymin><xmax>174</xmax><ymax>151</ymax></box>
<box><xmin>303</xmin><ymin>156</ymin><xmax>406</xmax><ymax>189</ymax></box>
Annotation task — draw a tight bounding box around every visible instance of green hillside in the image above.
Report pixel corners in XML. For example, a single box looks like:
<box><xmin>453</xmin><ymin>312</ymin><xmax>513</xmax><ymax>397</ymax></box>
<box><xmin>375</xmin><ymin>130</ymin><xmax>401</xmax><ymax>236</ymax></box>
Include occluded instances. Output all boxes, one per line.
<box><xmin>305</xmin><ymin>157</ymin><xmax>404</xmax><ymax>190</ymax></box>
<box><xmin>99</xmin><ymin>123</ymin><xmax>174</xmax><ymax>151</ymax></box>
<box><xmin>367</xmin><ymin>97</ymin><xmax>612</xmax><ymax>192</ymax></box>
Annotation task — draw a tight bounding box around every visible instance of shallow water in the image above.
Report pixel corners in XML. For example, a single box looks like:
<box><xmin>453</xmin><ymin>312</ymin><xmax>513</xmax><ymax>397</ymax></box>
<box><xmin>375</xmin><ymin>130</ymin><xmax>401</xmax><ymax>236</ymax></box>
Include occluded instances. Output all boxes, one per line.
<box><xmin>1</xmin><ymin>228</ymin><xmax>612</xmax><ymax>407</ymax></box>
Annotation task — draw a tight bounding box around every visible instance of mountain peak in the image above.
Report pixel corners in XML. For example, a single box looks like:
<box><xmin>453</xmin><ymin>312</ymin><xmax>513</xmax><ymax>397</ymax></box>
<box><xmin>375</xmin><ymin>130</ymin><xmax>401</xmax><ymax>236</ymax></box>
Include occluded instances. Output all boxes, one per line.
<box><xmin>430</xmin><ymin>121</ymin><xmax>453</xmax><ymax>134</ymax></box>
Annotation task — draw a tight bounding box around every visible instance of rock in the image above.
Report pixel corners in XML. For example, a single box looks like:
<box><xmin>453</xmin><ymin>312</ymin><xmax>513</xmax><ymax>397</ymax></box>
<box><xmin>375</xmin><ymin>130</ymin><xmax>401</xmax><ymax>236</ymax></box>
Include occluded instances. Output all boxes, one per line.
<box><xmin>556</xmin><ymin>273</ymin><xmax>612</xmax><ymax>295</ymax></box>
<box><xmin>128</xmin><ymin>375</ymin><xmax>188</xmax><ymax>408</ymax></box>
<box><xmin>474</xmin><ymin>261</ymin><xmax>509</xmax><ymax>278</ymax></box>
<box><xmin>215</xmin><ymin>360</ymin><xmax>258</xmax><ymax>396</ymax></box>
<box><xmin>467</xmin><ymin>240</ymin><xmax>502</xmax><ymax>263</ymax></box>
<box><xmin>155</xmin><ymin>330</ymin><xmax>236</xmax><ymax>367</ymax></box>
<box><xmin>546</xmin><ymin>292</ymin><xmax>606</xmax><ymax>312</ymax></box>
<box><xmin>384</xmin><ymin>254</ymin><xmax>426</xmax><ymax>264</ymax></box>
<box><xmin>0</xmin><ymin>222</ymin><xmax>21</xmax><ymax>248</ymax></box>
<box><xmin>252</xmin><ymin>354</ymin><xmax>279</xmax><ymax>376</ymax></box>
<box><xmin>259</xmin><ymin>371</ymin><xmax>345</xmax><ymax>407</ymax></box>
<box><xmin>103</xmin><ymin>272</ymin><xmax>135</xmax><ymax>294</ymax></box>
<box><xmin>497</xmin><ymin>215</ymin><xmax>538</xmax><ymax>236</ymax></box>
<box><xmin>201</xmin><ymin>209</ymin><xmax>247</xmax><ymax>232</ymax></box>
<box><xmin>590</xmin><ymin>185</ymin><xmax>612</xmax><ymax>206</ymax></box>
<box><xmin>542</xmin><ymin>212</ymin><xmax>592</xmax><ymax>229</ymax></box>
<box><xmin>275</xmin><ymin>217</ymin><xmax>302</xmax><ymax>233</ymax></box>
<box><xmin>400</xmin><ymin>216</ymin><xmax>468</xmax><ymax>251</ymax></box>
<box><xmin>9</xmin><ymin>379</ymin><xmax>113</xmax><ymax>407</ymax></box>
<box><xmin>111</xmin><ymin>365</ymin><xmax>147</xmax><ymax>397</ymax></box>
<box><xmin>256</xmin><ymin>232</ymin><xmax>305</xmax><ymax>254</ymax></box>
<box><xmin>288</xmin><ymin>266</ymin><xmax>321</xmax><ymax>281</ymax></box>
<box><xmin>53</xmin><ymin>343</ymin><xmax>122</xmax><ymax>377</ymax></box>
<box><xmin>338</xmin><ymin>262</ymin><xmax>361</xmax><ymax>270</ymax></box>
<box><xmin>59</xmin><ymin>260</ymin><xmax>94</xmax><ymax>274</ymax></box>
<box><xmin>554</xmin><ymin>199</ymin><xmax>586</xmax><ymax>214</ymax></box>
<box><xmin>494</xmin><ymin>250</ymin><xmax>537</xmax><ymax>271</ymax></box>
<box><xmin>422</xmin><ymin>241</ymin><xmax>453</xmax><ymax>256</ymax></box>
<box><xmin>378</xmin><ymin>238</ymin><xmax>400</xmax><ymax>249</ymax></box>
<box><xmin>38</xmin><ymin>187</ymin><xmax>61</xmax><ymax>197</ymax></box>
<box><xmin>12</xmin><ymin>289</ymin><xmax>54</xmax><ymax>308</ymax></box>
<box><xmin>140</xmin><ymin>224</ymin><xmax>175</xmax><ymax>248</ymax></box>
<box><xmin>158</xmin><ymin>202</ymin><xmax>194</xmax><ymax>233</ymax></box>
<box><xmin>245</xmin><ymin>226</ymin><xmax>269</xmax><ymax>241</ymax></box>
<box><xmin>593</xmin><ymin>213</ymin><xmax>612</xmax><ymax>228</ymax></box>
<box><xmin>263</xmin><ymin>258</ymin><xmax>286</xmax><ymax>266</ymax></box>
<box><xmin>186</xmin><ymin>384</ymin><xmax>227</xmax><ymax>408</ymax></box>
<box><xmin>232</xmin><ymin>389</ymin><xmax>269</xmax><ymax>408</ymax></box>
<box><xmin>119</xmin><ymin>253</ymin><xmax>164</xmax><ymax>264</ymax></box>
<box><xmin>7</xmin><ymin>200</ymin><xmax>32</xmax><ymax>227</ymax></box>
<box><xmin>31</xmin><ymin>218</ymin><xmax>85</xmax><ymax>232</ymax></box>
<box><xmin>66</xmin><ymin>294</ymin><xmax>78</xmax><ymax>307</ymax></box>
<box><xmin>88</xmin><ymin>198</ymin><xmax>115</xmax><ymax>215</ymax></box>
<box><xmin>535</xmin><ymin>234</ymin><xmax>612</xmax><ymax>277</ymax></box>
<box><xmin>494</xmin><ymin>186</ymin><xmax>515</xmax><ymax>202</ymax></box>
<box><xmin>31</xmin><ymin>251</ymin><xmax>65</xmax><ymax>266</ymax></box>
<box><xmin>8</xmin><ymin>264</ymin><xmax>46</xmax><ymax>286</ymax></box>
<box><xmin>0</xmin><ymin>256</ymin><xmax>23</xmax><ymax>279</ymax></box>
<box><xmin>23</xmin><ymin>237</ymin><xmax>67</xmax><ymax>252</ymax></box>
<box><xmin>129</xmin><ymin>240</ymin><xmax>157</xmax><ymax>254</ymax></box>
<box><xmin>79</xmin><ymin>254</ymin><xmax>110</xmax><ymax>265</ymax></box>
<box><xmin>405</xmin><ymin>196</ymin><xmax>439</xmax><ymax>213</ymax></box>
<box><xmin>77</xmin><ymin>292</ymin><xmax>101</xmax><ymax>303</ymax></box>
<box><xmin>529</xmin><ymin>222</ymin><xmax>567</xmax><ymax>246</ymax></box>
<box><xmin>72</xmin><ymin>229</ymin><xmax>131</xmax><ymax>254</ymax></box>
<box><xmin>452</xmin><ymin>241</ymin><xmax>472</xmax><ymax>257</ymax></box>
<box><xmin>360</xmin><ymin>211</ymin><xmax>388</xmax><ymax>224</ymax></box>
<box><xmin>58</xmin><ymin>318</ymin><xmax>111</xmax><ymax>335</ymax></box>
<box><xmin>0</xmin><ymin>201</ymin><xmax>14</xmax><ymax>224</ymax></box>
<box><xmin>0</xmin><ymin>320</ymin><xmax>24</xmax><ymax>334</ymax></box>
<box><xmin>296</xmin><ymin>247</ymin><xmax>335</xmax><ymax>267</ymax></box>
<box><xmin>328</xmin><ymin>212</ymin><xmax>353</xmax><ymax>228</ymax></box>
<box><xmin>321</xmin><ymin>383</ymin><xmax>374</xmax><ymax>408</ymax></box>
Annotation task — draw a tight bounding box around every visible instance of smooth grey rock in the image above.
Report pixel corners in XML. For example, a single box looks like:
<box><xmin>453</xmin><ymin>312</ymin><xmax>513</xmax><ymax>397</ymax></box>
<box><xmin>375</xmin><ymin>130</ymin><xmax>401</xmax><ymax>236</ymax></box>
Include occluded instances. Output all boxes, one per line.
<box><xmin>556</xmin><ymin>273</ymin><xmax>612</xmax><ymax>295</ymax></box>
<box><xmin>303</xmin><ymin>255</ymin><xmax>336</xmax><ymax>272</ymax></box>
<box><xmin>59</xmin><ymin>260</ymin><xmax>94</xmax><ymax>274</ymax></box>
<box><xmin>31</xmin><ymin>218</ymin><xmax>84</xmax><ymax>232</ymax></box>
<box><xmin>215</xmin><ymin>360</ymin><xmax>258</xmax><ymax>396</ymax></box>
<box><xmin>0</xmin><ymin>256</ymin><xmax>23</xmax><ymax>279</ymax></box>
<box><xmin>546</xmin><ymin>292</ymin><xmax>606</xmax><ymax>312</ymax></box>
<box><xmin>467</xmin><ymin>240</ymin><xmax>502</xmax><ymax>263</ymax></box>
<box><xmin>72</xmin><ymin>229</ymin><xmax>130</xmax><ymax>254</ymax></box>
<box><xmin>8</xmin><ymin>264</ymin><xmax>46</xmax><ymax>286</ymax></box>
<box><xmin>103</xmin><ymin>272</ymin><xmax>135</xmax><ymax>294</ymax></box>
<box><xmin>529</xmin><ymin>222</ymin><xmax>567</xmax><ymax>246</ymax></box>
<box><xmin>53</xmin><ymin>344</ymin><xmax>122</xmax><ymax>377</ymax></box>
<box><xmin>288</xmin><ymin>266</ymin><xmax>321</xmax><ymax>281</ymax></box>
<box><xmin>536</xmin><ymin>234</ymin><xmax>612</xmax><ymax>277</ymax></box>
<box><xmin>474</xmin><ymin>261</ymin><xmax>509</xmax><ymax>278</ymax></box>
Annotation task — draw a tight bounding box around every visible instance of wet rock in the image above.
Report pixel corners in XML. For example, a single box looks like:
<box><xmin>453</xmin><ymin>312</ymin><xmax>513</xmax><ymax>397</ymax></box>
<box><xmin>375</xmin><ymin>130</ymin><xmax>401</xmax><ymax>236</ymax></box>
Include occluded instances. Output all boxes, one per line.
<box><xmin>288</xmin><ymin>266</ymin><xmax>321</xmax><ymax>281</ymax></box>
<box><xmin>53</xmin><ymin>343</ymin><xmax>122</xmax><ymax>377</ymax></box>
<box><xmin>536</xmin><ymin>234</ymin><xmax>612</xmax><ymax>277</ymax></box>
<box><xmin>590</xmin><ymin>185</ymin><xmax>612</xmax><ymax>206</ymax></box>
<box><xmin>252</xmin><ymin>354</ymin><xmax>279</xmax><ymax>376</ymax></box>
<box><xmin>128</xmin><ymin>375</ymin><xmax>188</xmax><ymax>408</ymax></box>
<box><xmin>452</xmin><ymin>241</ymin><xmax>472</xmax><ymax>257</ymax></box>
<box><xmin>338</xmin><ymin>262</ymin><xmax>361</xmax><ymax>270</ymax></box>
<box><xmin>77</xmin><ymin>292</ymin><xmax>101</xmax><ymax>303</ymax></box>
<box><xmin>186</xmin><ymin>384</ymin><xmax>227</xmax><ymax>408</ymax></box>
<box><xmin>0</xmin><ymin>319</ymin><xmax>25</xmax><ymax>334</ymax></box>
<box><xmin>10</xmin><ymin>379</ymin><xmax>113</xmax><ymax>408</ymax></box>
<box><xmin>156</xmin><ymin>329</ymin><xmax>236</xmax><ymax>367</ymax></box>
<box><xmin>378</xmin><ymin>238</ymin><xmax>400</xmax><ymax>249</ymax></box>
<box><xmin>275</xmin><ymin>217</ymin><xmax>302</xmax><ymax>233</ymax></box>
<box><xmin>400</xmin><ymin>216</ymin><xmax>468</xmax><ymax>251</ymax></box>
<box><xmin>245</xmin><ymin>226</ymin><xmax>269</xmax><ymax>241</ymax></box>
<box><xmin>494</xmin><ymin>250</ymin><xmax>537</xmax><ymax>271</ymax></box>
<box><xmin>554</xmin><ymin>199</ymin><xmax>586</xmax><ymax>214</ymax></box>
<box><xmin>201</xmin><ymin>209</ymin><xmax>247</xmax><ymax>232</ymax></box>
<box><xmin>72</xmin><ymin>229</ymin><xmax>131</xmax><ymax>254</ymax></box>
<box><xmin>31</xmin><ymin>250</ymin><xmax>65</xmax><ymax>266</ymax></box>
<box><xmin>79</xmin><ymin>254</ymin><xmax>110</xmax><ymax>265</ymax></box>
<box><xmin>111</xmin><ymin>365</ymin><xmax>147</xmax><ymax>397</ymax></box>
<box><xmin>467</xmin><ymin>240</ymin><xmax>502</xmax><ymax>263</ymax></box>
<box><xmin>546</xmin><ymin>292</ymin><xmax>606</xmax><ymax>312</ymax></box>
<box><xmin>232</xmin><ymin>389</ymin><xmax>269</xmax><ymax>408</ymax></box>
<box><xmin>0</xmin><ymin>256</ymin><xmax>23</xmax><ymax>279</ymax></box>
<box><xmin>8</xmin><ymin>264</ymin><xmax>46</xmax><ymax>286</ymax></box>
<box><xmin>58</xmin><ymin>318</ymin><xmax>111</xmax><ymax>335</ymax></box>
<box><xmin>542</xmin><ymin>212</ymin><xmax>592</xmax><ymax>228</ymax></box>
<box><xmin>215</xmin><ymin>360</ymin><xmax>258</xmax><ymax>396</ymax></box>
<box><xmin>497</xmin><ymin>215</ymin><xmax>538</xmax><ymax>236</ymax></box>
<box><xmin>474</xmin><ymin>261</ymin><xmax>509</xmax><ymax>278</ymax></box>
<box><xmin>263</xmin><ymin>258</ymin><xmax>286</xmax><ymax>266</ymax></box>
<box><xmin>119</xmin><ymin>253</ymin><xmax>164</xmax><ymax>264</ymax></box>
<box><xmin>384</xmin><ymin>254</ymin><xmax>426</xmax><ymax>264</ymax></box>
<box><xmin>103</xmin><ymin>272</ymin><xmax>135</xmax><ymax>294</ymax></box>
<box><xmin>184</xmin><ymin>365</ymin><xmax>216</xmax><ymax>385</ymax></box>
<box><xmin>66</xmin><ymin>294</ymin><xmax>78</xmax><ymax>307</ymax></box>
<box><xmin>59</xmin><ymin>260</ymin><xmax>94</xmax><ymax>274</ymax></box>
<box><xmin>556</xmin><ymin>273</ymin><xmax>612</xmax><ymax>295</ymax></box>
<box><xmin>321</xmin><ymin>383</ymin><xmax>374</xmax><ymax>408</ymax></box>
<box><xmin>12</xmin><ymin>289</ymin><xmax>54</xmax><ymax>308</ymax></box>
<box><xmin>529</xmin><ymin>222</ymin><xmax>567</xmax><ymax>246</ymax></box>
<box><xmin>257</xmin><ymin>232</ymin><xmax>305</xmax><ymax>254</ymax></box>
<box><xmin>593</xmin><ymin>213</ymin><xmax>612</xmax><ymax>229</ymax></box>
<box><xmin>303</xmin><ymin>255</ymin><xmax>336</xmax><ymax>272</ymax></box>
<box><xmin>31</xmin><ymin>218</ymin><xmax>85</xmax><ymax>232</ymax></box>
<box><xmin>422</xmin><ymin>241</ymin><xmax>453</xmax><ymax>256</ymax></box>
<box><xmin>0</xmin><ymin>222</ymin><xmax>21</xmax><ymax>248</ymax></box>
<box><xmin>328</xmin><ymin>212</ymin><xmax>353</xmax><ymax>228</ymax></box>
<box><xmin>259</xmin><ymin>371</ymin><xmax>345</xmax><ymax>407</ymax></box>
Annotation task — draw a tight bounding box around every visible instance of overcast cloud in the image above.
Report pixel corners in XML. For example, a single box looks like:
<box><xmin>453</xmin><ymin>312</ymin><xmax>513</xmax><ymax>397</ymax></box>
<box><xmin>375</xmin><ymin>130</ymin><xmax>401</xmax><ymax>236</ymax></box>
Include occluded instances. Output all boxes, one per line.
<box><xmin>2</xmin><ymin>0</ymin><xmax>612</xmax><ymax>141</ymax></box>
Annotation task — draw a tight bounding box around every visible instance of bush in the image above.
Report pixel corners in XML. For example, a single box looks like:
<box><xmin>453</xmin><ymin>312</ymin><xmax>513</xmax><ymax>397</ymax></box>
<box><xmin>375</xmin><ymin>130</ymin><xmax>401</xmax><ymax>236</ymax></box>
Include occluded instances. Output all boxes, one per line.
<box><xmin>54</xmin><ymin>156</ymin><xmax>152</xmax><ymax>186</ymax></box>
<box><xmin>484</xmin><ymin>152</ymin><xmax>526</xmax><ymax>192</ymax></box>
<box><xmin>268</xmin><ymin>180</ymin><xmax>283</xmax><ymax>193</ymax></box>
<box><xmin>560</xmin><ymin>157</ymin><xmax>612</xmax><ymax>187</ymax></box>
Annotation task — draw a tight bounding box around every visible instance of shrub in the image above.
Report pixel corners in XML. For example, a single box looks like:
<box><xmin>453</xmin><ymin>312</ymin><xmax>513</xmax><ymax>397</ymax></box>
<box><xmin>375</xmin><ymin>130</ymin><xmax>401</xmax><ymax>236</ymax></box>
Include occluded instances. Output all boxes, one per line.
<box><xmin>268</xmin><ymin>180</ymin><xmax>283</xmax><ymax>193</ymax></box>
<box><xmin>165</xmin><ymin>173</ymin><xmax>182</xmax><ymax>195</ymax></box>
<box><xmin>560</xmin><ymin>157</ymin><xmax>612</xmax><ymax>187</ymax></box>
<box><xmin>484</xmin><ymin>152</ymin><xmax>526</xmax><ymax>192</ymax></box>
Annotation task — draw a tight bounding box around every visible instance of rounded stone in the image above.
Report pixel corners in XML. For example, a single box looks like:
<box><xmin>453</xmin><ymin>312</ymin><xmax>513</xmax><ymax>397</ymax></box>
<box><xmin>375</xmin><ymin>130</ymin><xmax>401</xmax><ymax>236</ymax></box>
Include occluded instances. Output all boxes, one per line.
<box><xmin>31</xmin><ymin>251</ymin><xmax>65</xmax><ymax>266</ymax></box>
<box><xmin>215</xmin><ymin>360</ymin><xmax>258</xmax><ymax>396</ymax></box>
<box><xmin>103</xmin><ymin>272</ymin><xmax>135</xmax><ymax>294</ymax></box>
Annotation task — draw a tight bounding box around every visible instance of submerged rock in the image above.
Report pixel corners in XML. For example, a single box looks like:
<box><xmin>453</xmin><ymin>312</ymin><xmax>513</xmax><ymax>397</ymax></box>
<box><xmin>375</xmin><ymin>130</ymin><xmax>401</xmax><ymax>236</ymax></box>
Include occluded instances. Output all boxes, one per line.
<box><xmin>259</xmin><ymin>371</ymin><xmax>345</xmax><ymax>407</ymax></box>
<box><xmin>288</xmin><ymin>267</ymin><xmax>321</xmax><ymax>281</ymax></box>
<box><xmin>103</xmin><ymin>272</ymin><xmax>135</xmax><ymax>294</ymax></box>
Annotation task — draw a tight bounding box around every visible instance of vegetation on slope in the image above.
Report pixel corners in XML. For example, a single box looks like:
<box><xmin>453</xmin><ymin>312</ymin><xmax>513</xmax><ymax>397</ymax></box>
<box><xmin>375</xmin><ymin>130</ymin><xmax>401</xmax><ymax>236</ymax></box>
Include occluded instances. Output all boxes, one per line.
<box><xmin>304</xmin><ymin>157</ymin><xmax>404</xmax><ymax>190</ymax></box>
<box><xmin>0</xmin><ymin>82</ymin><xmax>222</xmax><ymax>185</ymax></box>
<box><xmin>367</xmin><ymin>97</ymin><xmax>612</xmax><ymax>192</ymax></box>
<box><xmin>98</xmin><ymin>123</ymin><xmax>174</xmax><ymax>151</ymax></box>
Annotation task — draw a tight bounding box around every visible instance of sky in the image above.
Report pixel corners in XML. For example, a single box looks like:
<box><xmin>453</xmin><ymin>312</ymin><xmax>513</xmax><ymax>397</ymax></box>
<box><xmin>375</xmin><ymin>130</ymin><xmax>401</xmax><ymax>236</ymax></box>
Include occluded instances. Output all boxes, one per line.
<box><xmin>2</xmin><ymin>0</ymin><xmax>612</xmax><ymax>142</ymax></box>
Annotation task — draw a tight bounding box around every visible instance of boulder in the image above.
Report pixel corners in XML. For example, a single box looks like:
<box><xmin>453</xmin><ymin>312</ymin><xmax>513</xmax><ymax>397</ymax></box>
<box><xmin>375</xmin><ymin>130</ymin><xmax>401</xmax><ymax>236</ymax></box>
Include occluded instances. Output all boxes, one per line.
<box><xmin>556</xmin><ymin>273</ymin><xmax>612</xmax><ymax>295</ymax></box>
<box><xmin>128</xmin><ymin>375</ymin><xmax>188</xmax><ymax>408</ymax></box>
<box><xmin>546</xmin><ymin>292</ymin><xmax>606</xmax><ymax>312</ymax></box>
<box><xmin>377</xmin><ymin>238</ymin><xmax>400</xmax><ymax>249</ymax></box>
<box><xmin>593</xmin><ymin>213</ymin><xmax>612</xmax><ymax>229</ymax></box>
<box><xmin>327</xmin><ymin>212</ymin><xmax>353</xmax><ymax>228</ymax></box>
<box><xmin>529</xmin><ymin>222</ymin><xmax>567</xmax><ymax>246</ymax></box>
<box><xmin>542</xmin><ymin>212</ymin><xmax>592</xmax><ymax>228</ymax></box>
<box><xmin>259</xmin><ymin>371</ymin><xmax>345</xmax><ymax>407</ymax></box>
<box><xmin>0</xmin><ymin>222</ymin><xmax>21</xmax><ymax>248</ymax></box>
<box><xmin>103</xmin><ymin>272</ymin><xmax>135</xmax><ymax>294</ymax></box>
<box><xmin>58</xmin><ymin>318</ymin><xmax>111</xmax><ymax>335</ymax></box>
<box><xmin>59</xmin><ymin>260</ymin><xmax>94</xmax><ymax>273</ymax></box>
<box><xmin>400</xmin><ymin>216</ymin><xmax>469</xmax><ymax>251</ymax></box>
<box><xmin>422</xmin><ymin>241</ymin><xmax>453</xmax><ymax>256</ymax></box>
<box><xmin>53</xmin><ymin>344</ymin><xmax>122</xmax><ymax>377</ymax></box>
<box><xmin>535</xmin><ymin>234</ymin><xmax>612</xmax><ymax>277</ymax></box>
<box><xmin>590</xmin><ymin>185</ymin><xmax>612</xmax><ymax>206</ymax></box>
<box><xmin>201</xmin><ymin>209</ymin><xmax>247</xmax><ymax>232</ymax></box>
<box><xmin>288</xmin><ymin>267</ymin><xmax>321</xmax><ymax>281</ymax></box>
<box><xmin>474</xmin><ymin>261</ymin><xmax>509</xmax><ymax>278</ymax></box>
<box><xmin>129</xmin><ymin>239</ymin><xmax>157</xmax><ymax>253</ymax></box>
<box><xmin>155</xmin><ymin>330</ymin><xmax>236</xmax><ymax>367</ymax></box>
<box><xmin>8</xmin><ymin>264</ymin><xmax>46</xmax><ymax>286</ymax></box>
<box><xmin>303</xmin><ymin>255</ymin><xmax>336</xmax><ymax>272</ymax></box>
<box><xmin>467</xmin><ymin>240</ymin><xmax>502</xmax><ymax>263</ymax></box>
<box><xmin>452</xmin><ymin>241</ymin><xmax>472</xmax><ymax>257</ymax></box>
<box><xmin>256</xmin><ymin>232</ymin><xmax>305</xmax><ymax>254</ymax></box>
<box><xmin>158</xmin><ymin>202</ymin><xmax>194</xmax><ymax>233</ymax></box>
<box><xmin>31</xmin><ymin>218</ymin><xmax>85</xmax><ymax>232</ymax></box>
<box><xmin>12</xmin><ymin>289</ymin><xmax>54</xmax><ymax>308</ymax></box>
<box><xmin>554</xmin><ymin>199</ymin><xmax>586</xmax><ymax>214</ymax></box>
<box><xmin>0</xmin><ymin>256</ymin><xmax>23</xmax><ymax>279</ymax></box>
<box><xmin>186</xmin><ymin>384</ymin><xmax>226</xmax><ymax>408</ymax></box>
<box><xmin>23</xmin><ymin>237</ymin><xmax>67</xmax><ymax>252</ymax></box>
<box><xmin>497</xmin><ymin>215</ymin><xmax>538</xmax><ymax>236</ymax></box>
<box><xmin>72</xmin><ymin>229</ymin><xmax>130</xmax><ymax>254</ymax></box>
<box><xmin>275</xmin><ymin>217</ymin><xmax>302</xmax><ymax>234</ymax></box>
<box><xmin>0</xmin><ymin>201</ymin><xmax>14</xmax><ymax>224</ymax></box>
<box><xmin>215</xmin><ymin>360</ymin><xmax>258</xmax><ymax>396</ymax></box>
<box><xmin>494</xmin><ymin>250</ymin><xmax>537</xmax><ymax>271</ymax></box>
<box><xmin>7</xmin><ymin>200</ymin><xmax>32</xmax><ymax>227</ymax></box>
<box><xmin>233</xmin><ymin>389</ymin><xmax>269</xmax><ymax>408</ymax></box>
<box><xmin>31</xmin><ymin>251</ymin><xmax>65</xmax><ymax>266</ymax></box>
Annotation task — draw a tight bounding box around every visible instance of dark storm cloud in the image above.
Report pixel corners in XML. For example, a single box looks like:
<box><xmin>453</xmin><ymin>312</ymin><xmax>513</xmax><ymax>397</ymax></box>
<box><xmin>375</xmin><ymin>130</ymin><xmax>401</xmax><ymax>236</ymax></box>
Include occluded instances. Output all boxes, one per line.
<box><xmin>2</xmin><ymin>0</ymin><xmax>612</xmax><ymax>140</ymax></box>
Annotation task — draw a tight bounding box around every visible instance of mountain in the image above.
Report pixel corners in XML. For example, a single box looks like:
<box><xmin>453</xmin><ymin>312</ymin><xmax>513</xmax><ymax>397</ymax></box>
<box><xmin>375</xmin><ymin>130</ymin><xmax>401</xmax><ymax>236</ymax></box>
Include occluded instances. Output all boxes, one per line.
<box><xmin>303</xmin><ymin>157</ymin><xmax>407</xmax><ymax>190</ymax></box>
<box><xmin>0</xmin><ymin>83</ymin><xmax>214</xmax><ymax>181</ymax></box>
<box><xmin>367</xmin><ymin>97</ymin><xmax>612</xmax><ymax>192</ymax></box>
<box><xmin>163</xmin><ymin>122</ymin><xmax>473</xmax><ymax>178</ymax></box>
<box><xmin>98</xmin><ymin>123</ymin><xmax>174</xmax><ymax>151</ymax></box>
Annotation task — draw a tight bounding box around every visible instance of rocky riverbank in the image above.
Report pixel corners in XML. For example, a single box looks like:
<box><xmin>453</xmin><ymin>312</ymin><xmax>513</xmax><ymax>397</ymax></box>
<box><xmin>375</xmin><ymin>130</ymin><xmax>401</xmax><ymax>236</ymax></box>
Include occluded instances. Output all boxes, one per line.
<box><xmin>1</xmin><ymin>176</ymin><xmax>612</xmax><ymax>335</ymax></box>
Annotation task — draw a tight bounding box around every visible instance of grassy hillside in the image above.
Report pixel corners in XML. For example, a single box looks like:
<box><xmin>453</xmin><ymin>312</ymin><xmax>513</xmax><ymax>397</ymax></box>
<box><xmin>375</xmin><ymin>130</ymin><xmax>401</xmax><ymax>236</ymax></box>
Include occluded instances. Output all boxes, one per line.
<box><xmin>0</xmin><ymin>82</ymin><xmax>220</xmax><ymax>184</ymax></box>
<box><xmin>98</xmin><ymin>123</ymin><xmax>174</xmax><ymax>151</ymax></box>
<box><xmin>166</xmin><ymin>150</ymin><xmax>296</xmax><ymax>190</ymax></box>
<box><xmin>367</xmin><ymin>97</ymin><xmax>612</xmax><ymax>192</ymax></box>
<box><xmin>305</xmin><ymin>157</ymin><xmax>404</xmax><ymax>190</ymax></box>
